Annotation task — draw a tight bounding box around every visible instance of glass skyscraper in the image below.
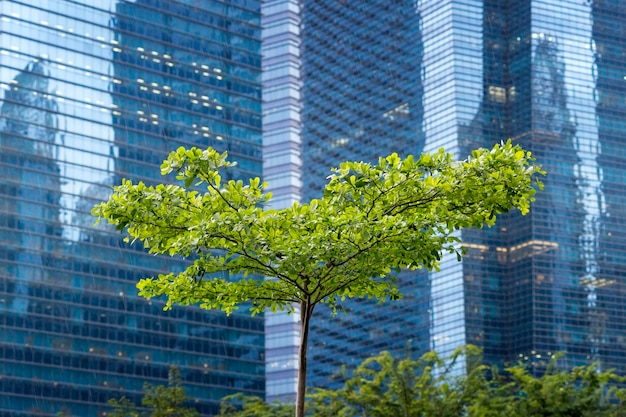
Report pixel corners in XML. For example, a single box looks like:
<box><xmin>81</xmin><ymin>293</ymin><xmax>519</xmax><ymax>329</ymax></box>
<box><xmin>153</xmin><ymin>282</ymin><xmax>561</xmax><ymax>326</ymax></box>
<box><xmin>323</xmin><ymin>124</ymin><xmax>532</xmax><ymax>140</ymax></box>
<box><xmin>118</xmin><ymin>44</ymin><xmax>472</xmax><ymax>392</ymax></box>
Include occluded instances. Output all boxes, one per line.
<box><xmin>0</xmin><ymin>1</ymin><xmax>263</xmax><ymax>415</ymax></box>
<box><xmin>263</xmin><ymin>0</ymin><xmax>626</xmax><ymax>400</ymax></box>
<box><xmin>262</xmin><ymin>0</ymin><xmax>429</xmax><ymax>399</ymax></box>
<box><xmin>301</xmin><ymin>0</ymin><xmax>431</xmax><ymax>388</ymax></box>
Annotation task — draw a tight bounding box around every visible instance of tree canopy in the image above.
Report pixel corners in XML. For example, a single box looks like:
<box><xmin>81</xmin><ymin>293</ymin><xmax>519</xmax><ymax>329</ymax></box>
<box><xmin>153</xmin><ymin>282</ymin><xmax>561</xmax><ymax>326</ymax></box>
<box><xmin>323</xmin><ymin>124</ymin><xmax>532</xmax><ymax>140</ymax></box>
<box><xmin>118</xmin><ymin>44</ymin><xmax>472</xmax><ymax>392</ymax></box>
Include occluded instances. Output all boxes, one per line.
<box><xmin>93</xmin><ymin>140</ymin><xmax>543</xmax><ymax>417</ymax></box>
<box><xmin>108</xmin><ymin>366</ymin><xmax>199</xmax><ymax>417</ymax></box>
<box><xmin>219</xmin><ymin>347</ymin><xmax>626</xmax><ymax>417</ymax></box>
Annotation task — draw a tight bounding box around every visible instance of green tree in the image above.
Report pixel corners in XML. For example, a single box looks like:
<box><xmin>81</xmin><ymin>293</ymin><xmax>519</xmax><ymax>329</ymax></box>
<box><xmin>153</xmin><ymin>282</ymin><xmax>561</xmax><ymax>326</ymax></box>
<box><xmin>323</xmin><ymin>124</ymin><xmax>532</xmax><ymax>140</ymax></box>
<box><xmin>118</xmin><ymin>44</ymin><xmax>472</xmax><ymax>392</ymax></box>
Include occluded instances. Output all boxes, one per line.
<box><xmin>218</xmin><ymin>393</ymin><xmax>294</xmax><ymax>417</ymax></box>
<box><xmin>108</xmin><ymin>367</ymin><xmax>199</xmax><ymax>417</ymax></box>
<box><xmin>311</xmin><ymin>352</ymin><xmax>626</xmax><ymax>417</ymax></box>
<box><xmin>218</xmin><ymin>349</ymin><xmax>626</xmax><ymax>417</ymax></box>
<box><xmin>497</xmin><ymin>357</ymin><xmax>626</xmax><ymax>417</ymax></box>
<box><xmin>310</xmin><ymin>345</ymin><xmax>489</xmax><ymax>417</ymax></box>
<box><xmin>93</xmin><ymin>141</ymin><xmax>542</xmax><ymax>417</ymax></box>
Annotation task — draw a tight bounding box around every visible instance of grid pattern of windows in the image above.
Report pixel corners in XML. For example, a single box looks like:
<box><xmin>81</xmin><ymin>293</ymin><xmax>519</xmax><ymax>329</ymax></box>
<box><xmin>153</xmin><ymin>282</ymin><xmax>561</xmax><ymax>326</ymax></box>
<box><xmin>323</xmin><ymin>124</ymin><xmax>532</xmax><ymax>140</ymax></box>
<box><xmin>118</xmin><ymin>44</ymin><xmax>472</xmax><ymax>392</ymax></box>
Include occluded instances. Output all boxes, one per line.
<box><xmin>486</xmin><ymin>0</ymin><xmax>626</xmax><ymax>373</ymax></box>
<box><xmin>298</xmin><ymin>0</ymin><xmax>431</xmax><ymax>389</ymax></box>
<box><xmin>301</xmin><ymin>0</ymin><xmax>424</xmax><ymax>197</ymax></box>
<box><xmin>578</xmin><ymin>0</ymin><xmax>626</xmax><ymax>371</ymax></box>
<box><xmin>0</xmin><ymin>1</ymin><xmax>263</xmax><ymax>415</ymax></box>
<box><xmin>274</xmin><ymin>0</ymin><xmax>626</xmax><ymax>397</ymax></box>
<box><xmin>261</xmin><ymin>0</ymin><xmax>303</xmax><ymax>401</ymax></box>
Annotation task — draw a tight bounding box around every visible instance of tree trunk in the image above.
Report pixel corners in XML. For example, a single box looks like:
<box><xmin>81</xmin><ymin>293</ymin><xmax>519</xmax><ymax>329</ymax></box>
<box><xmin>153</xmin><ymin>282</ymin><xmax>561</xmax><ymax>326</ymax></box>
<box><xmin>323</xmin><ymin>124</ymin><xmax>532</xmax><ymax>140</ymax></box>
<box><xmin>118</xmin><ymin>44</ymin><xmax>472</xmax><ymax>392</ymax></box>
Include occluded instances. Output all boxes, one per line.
<box><xmin>296</xmin><ymin>301</ymin><xmax>314</xmax><ymax>417</ymax></box>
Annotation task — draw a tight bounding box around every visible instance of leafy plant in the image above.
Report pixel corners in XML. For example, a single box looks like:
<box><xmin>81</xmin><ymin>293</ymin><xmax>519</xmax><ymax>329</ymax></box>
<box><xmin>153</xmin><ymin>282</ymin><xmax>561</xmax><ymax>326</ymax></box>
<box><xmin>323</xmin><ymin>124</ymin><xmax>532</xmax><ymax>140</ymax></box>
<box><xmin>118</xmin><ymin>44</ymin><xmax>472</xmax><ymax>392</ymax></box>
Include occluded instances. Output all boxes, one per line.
<box><xmin>94</xmin><ymin>141</ymin><xmax>543</xmax><ymax>417</ymax></box>
<box><xmin>108</xmin><ymin>367</ymin><xmax>199</xmax><ymax>417</ymax></box>
<box><xmin>219</xmin><ymin>348</ymin><xmax>626</xmax><ymax>417</ymax></box>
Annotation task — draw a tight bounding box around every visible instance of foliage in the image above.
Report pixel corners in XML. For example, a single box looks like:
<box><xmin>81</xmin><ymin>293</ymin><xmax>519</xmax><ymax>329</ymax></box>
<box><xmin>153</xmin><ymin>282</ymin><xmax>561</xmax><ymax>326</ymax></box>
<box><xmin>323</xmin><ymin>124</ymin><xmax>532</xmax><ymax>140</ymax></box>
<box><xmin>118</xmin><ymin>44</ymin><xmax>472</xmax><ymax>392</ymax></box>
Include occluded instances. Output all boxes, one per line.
<box><xmin>93</xmin><ymin>141</ymin><xmax>543</xmax><ymax>417</ymax></box>
<box><xmin>220</xmin><ymin>348</ymin><xmax>626</xmax><ymax>417</ymax></box>
<box><xmin>309</xmin><ymin>345</ymin><xmax>487</xmax><ymax>417</ymax></box>
<box><xmin>108</xmin><ymin>367</ymin><xmax>199</xmax><ymax>417</ymax></box>
<box><xmin>218</xmin><ymin>393</ymin><xmax>294</xmax><ymax>417</ymax></box>
<box><xmin>497</xmin><ymin>357</ymin><xmax>626</xmax><ymax>417</ymax></box>
<box><xmin>93</xmin><ymin>141</ymin><xmax>541</xmax><ymax>316</ymax></box>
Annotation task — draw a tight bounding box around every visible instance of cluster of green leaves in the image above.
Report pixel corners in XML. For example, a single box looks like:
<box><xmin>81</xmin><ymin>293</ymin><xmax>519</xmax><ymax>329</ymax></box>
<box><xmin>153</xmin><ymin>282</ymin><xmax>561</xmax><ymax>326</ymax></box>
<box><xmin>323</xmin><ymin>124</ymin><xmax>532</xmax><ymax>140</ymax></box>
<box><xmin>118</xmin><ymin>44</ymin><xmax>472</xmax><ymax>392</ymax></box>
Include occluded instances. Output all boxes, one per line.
<box><xmin>218</xmin><ymin>393</ymin><xmax>294</xmax><ymax>417</ymax></box>
<box><xmin>93</xmin><ymin>142</ymin><xmax>543</xmax><ymax>417</ymax></box>
<box><xmin>108</xmin><ymin>367</ymin><xmax>199</xmax><ymax>417</ymax></box>
<box><xmin>220</xmin><ymin>348</ymin><xmax>626</xmax><ymax>417</ymax></box>
<box><xmin>309</xmin><ymin>346</ymin><xmax>485</xmax><ymax>417</ymax></box>
<box><xmin>491</xmin><ymin>360</ymin><xmax>626</xmax><ymax>417</ymax></box>
<box><xmin>92</xmin><ymin>141</ymin><xmax>543</xmax><ymax>316</ymax></box>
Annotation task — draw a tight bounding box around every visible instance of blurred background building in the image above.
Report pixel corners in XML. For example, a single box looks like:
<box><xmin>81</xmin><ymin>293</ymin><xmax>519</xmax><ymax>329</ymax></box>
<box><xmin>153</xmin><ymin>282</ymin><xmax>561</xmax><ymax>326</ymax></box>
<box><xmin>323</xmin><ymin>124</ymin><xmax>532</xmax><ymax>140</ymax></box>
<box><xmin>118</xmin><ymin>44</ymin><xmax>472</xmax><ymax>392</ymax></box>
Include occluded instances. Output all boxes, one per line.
<box><xmin>2</xmin><ymin>0</ymin><xmax>626</xmax><ymax>413</ymax></box>
<box><xmin>0</xmin><ymin>1</ymin><xmax>263</xmax><ymax>415</ymax></box>
<box><xmin>263</xmin><ymin>0</ymin><xmax>626</xmax><ymax>401</ymax></box>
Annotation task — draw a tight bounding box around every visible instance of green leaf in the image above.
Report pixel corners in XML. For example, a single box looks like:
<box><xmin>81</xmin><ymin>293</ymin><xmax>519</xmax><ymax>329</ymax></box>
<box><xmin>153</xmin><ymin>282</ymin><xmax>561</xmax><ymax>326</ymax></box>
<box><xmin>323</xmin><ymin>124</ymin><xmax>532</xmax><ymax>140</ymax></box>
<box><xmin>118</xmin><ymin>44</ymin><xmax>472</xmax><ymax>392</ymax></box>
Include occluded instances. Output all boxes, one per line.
<box><xmin>93</xmin><ymin>144</ymin><xmax>544</xmax><ymax>417</ymax></box>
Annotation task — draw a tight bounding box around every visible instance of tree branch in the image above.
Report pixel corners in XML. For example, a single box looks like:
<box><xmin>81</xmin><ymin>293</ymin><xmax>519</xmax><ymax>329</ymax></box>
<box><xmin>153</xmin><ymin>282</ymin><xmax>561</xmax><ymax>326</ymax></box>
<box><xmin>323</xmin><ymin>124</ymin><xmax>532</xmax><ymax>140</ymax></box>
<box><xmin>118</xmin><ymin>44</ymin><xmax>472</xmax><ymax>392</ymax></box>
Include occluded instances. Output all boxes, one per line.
<box><xmin>382</xmin><ymin>189</ymin><xmax>442</xmax><ymax>217</ymax></box>
<box><xmin>365</xmin><ymin>172</ymin><xmax>418</xmax><ymax>218</ymax></box>
<box><xmin>205</xmin><ymin>180</ymin><xmax>242</xmax><ymax>215</ymax></box>
<box><xmin>190</xmin><ymin>279</ymin><xmax>299</xmax><ymax>305</ymax></box>
<box><xmin>312</xmin><ymin>231</ymin><xmax>406</xmax><ymax>303</ymax></box>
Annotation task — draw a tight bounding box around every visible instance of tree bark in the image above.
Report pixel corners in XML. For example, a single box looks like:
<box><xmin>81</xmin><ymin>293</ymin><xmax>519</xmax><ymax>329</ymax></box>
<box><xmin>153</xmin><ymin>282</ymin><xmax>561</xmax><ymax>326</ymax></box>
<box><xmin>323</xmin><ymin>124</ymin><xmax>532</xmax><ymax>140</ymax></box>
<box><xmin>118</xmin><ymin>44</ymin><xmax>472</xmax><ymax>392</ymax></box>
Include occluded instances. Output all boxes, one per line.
<box><xmin>296</xmin><ymin>301</ymin><xmax>314</xmax><ymax>417</ymax></box>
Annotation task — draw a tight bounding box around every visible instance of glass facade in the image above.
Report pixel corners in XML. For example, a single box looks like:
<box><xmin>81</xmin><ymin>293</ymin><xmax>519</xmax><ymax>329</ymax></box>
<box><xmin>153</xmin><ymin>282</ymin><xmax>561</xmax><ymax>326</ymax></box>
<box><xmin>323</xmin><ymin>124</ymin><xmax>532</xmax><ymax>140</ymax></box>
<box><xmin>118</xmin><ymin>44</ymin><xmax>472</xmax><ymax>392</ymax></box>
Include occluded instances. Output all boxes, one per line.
<box><xmin>0</xmin><ymin>1</ymin><xmax>263</xmax><ymax>415</ymax></box>
<box><xmin>593</xmin><ymin>0</ymin><xmax>626</xmax><ymax>371</ymax></box>
<box><xmin>302</xmin><ymin>0</ymin><xmax>429</xmax><ymax>388</ymax></box>
<box><xmin>463</xmin><ymin>0</ymin><xmax>626</xmax><ymax>373</ymax></box>
<box><xmin>264</xmin><ymin>0</ymin><xmax>626</xmax><ymax>399</ymax></box>
<box><xmin>261</xmin><ymin>0</ymin><xmax>303</xmax><ymax>400</ymax></box>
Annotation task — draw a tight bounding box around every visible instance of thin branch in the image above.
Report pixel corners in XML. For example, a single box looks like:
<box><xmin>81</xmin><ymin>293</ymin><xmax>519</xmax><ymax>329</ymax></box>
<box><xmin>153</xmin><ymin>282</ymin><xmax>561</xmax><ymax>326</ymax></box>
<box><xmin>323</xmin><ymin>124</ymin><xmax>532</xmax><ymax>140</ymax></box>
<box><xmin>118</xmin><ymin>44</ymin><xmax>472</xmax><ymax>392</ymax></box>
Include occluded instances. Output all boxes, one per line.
<box><xmin>312</xmin><ymin>231</ymin><xmax>406</xmax><ymax>303</ymax></box>
<box><xmin>190</xmin><ymin>268</ymin><xmax>300</xmax><ymax>302</ymax></box>
<box><xmin>329</xmin><ymin>230</ymin><xmax>405</xmax><ymax>269</ymax></box>
<box><xmin>363</xmin><ymin>172</ymin><xmax>387</xmax><ymax>216</ymax></box>
<box><xmin>205</xmin><ymin>179</ymin><xmax>242</xmax><ymax>215</ymax></box>
<box><xmin>122</xmin><ymin>205</ymin><xmax>306</xmax><ymax>293</ymax></box>
<box><xmin>236</xmin><ymin>239</ymin><xmax>308</xmax><ymax>295</ymax></box>
<box><xmin>365</xmin><ymin>171</ymin><xmax>419</xmax><ymax>218</ymax></box>
<box><xmin>191</xmin><ymin>282</ymin><xmax>299</xmax><ymax>305</ymax></box>
<box><xmin>315</xmin><ymin>270</ymin><xmax>379</xmax><ymax>303</ymax></box>
<box><xmin>115</xmin><ymin>214</ymin><xmax>189</xmax><ymax>233</ymax></box>
<box><xmin>382</xmin><ymin>189</ymin><xmax>442</xmax><ymax>217</ymax></box>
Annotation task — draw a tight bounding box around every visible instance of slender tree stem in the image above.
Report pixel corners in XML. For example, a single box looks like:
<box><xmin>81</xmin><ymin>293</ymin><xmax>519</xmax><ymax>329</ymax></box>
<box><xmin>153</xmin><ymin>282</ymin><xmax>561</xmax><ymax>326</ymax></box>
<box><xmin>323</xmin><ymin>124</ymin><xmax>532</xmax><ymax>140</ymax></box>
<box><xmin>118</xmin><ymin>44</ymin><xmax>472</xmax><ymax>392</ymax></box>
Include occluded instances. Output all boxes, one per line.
<box><xmin>296</xmin><ymin>301</ymin><xmax>314</xmax><ymax>417</ymax></box>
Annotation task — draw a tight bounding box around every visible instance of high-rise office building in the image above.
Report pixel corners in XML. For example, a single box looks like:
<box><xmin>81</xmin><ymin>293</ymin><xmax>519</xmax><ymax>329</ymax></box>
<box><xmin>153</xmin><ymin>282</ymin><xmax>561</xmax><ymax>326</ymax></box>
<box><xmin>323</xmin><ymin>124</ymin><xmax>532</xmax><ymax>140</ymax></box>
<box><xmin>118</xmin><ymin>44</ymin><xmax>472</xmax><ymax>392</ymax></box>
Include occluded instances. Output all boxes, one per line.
<box><xmin>0</xmin><ymin>1</ymin><xmax>263</xmax><ymax>415</ymax></box>
<box><xmin>263</xmin><ymin>0</ymin><xmax>626</xmax><ymax>400</ymax></box>
<box><xmin>262</xmin><ymin>0</ymin><xmax>429</xmax><ymax>399</ymax></box>
<box><xmin>300</xmin><ymin>0</ymin><xmax>432</xmax><ymax>388</ymax></box>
